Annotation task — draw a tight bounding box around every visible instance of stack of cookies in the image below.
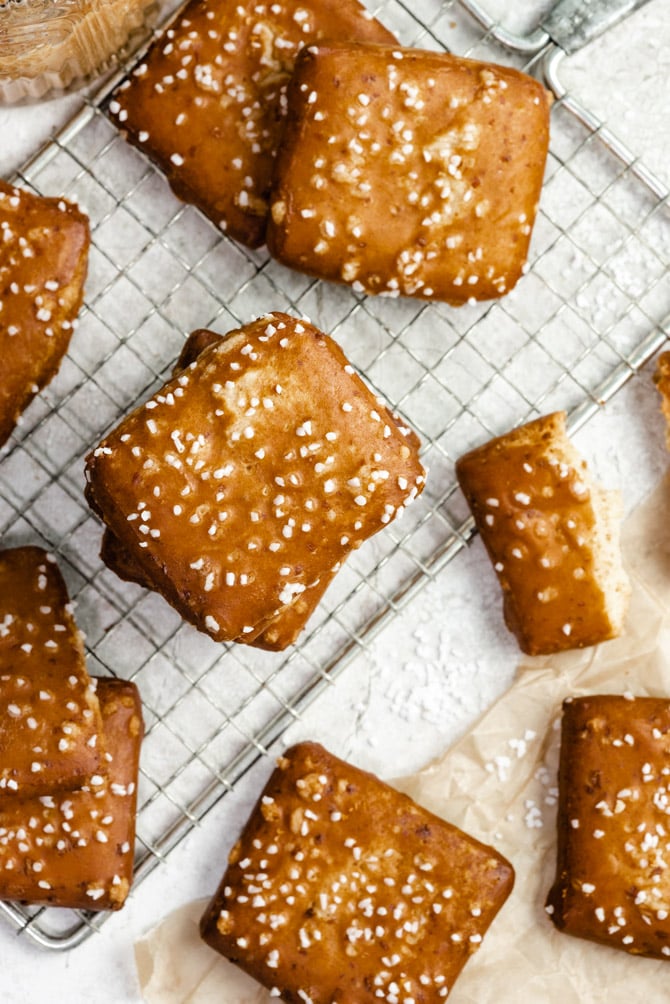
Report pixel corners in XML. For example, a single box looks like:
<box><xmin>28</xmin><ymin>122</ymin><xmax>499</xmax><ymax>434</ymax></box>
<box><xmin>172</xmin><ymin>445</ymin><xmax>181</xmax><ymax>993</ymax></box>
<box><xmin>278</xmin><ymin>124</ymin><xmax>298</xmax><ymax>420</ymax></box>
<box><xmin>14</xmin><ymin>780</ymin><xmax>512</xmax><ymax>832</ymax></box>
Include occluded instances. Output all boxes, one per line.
<box><xmin>108</xmin><ymin>0</ymin><xmax>551</xmax><ymax>305</ymax></box>
<box><xmin>0</xmin><ymin>547</ymin><xmax>143</xmax><ymax>911</ymax></box>
<box><xmin>85</xmin><ymin>313</ymin><xmax>426</xmax><ymax>650</ymax></box>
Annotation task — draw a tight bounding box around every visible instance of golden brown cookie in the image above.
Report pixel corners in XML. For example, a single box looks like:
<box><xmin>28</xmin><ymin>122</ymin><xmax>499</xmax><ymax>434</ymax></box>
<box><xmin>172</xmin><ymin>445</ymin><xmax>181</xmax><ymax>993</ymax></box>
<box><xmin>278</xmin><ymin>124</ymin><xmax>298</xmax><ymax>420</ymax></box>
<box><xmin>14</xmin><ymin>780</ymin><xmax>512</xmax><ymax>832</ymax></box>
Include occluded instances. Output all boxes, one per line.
<box><xmin>108</xmin><ymin>0</ymin><xmax>395</xmax><ymax>247</ymax></box>
<box><xmin>85</xmin><ymin>314</ymin><xmax>425</xmax><ymax>649</ymax></box>
<box><xmin>98</xmin><ymin>327</ymin><xmax>335</xmax><ymax>651</ymax></box>
<box><xmin>0</xmin><ymin>181</ymin><xmax>89</xmax><ymax>447</ymax></box>
<box><xmin>0</xmin><ymin>547</ymin><xmax>104</xmax><ymax>800</ymax></box>
<box><xmin>200</xmin><ymin>741</ymin><xmax>515</xmax><ymax>1001</ymax></box>
<box><xmin>0</xmin><ymin>677</ymin><xmax>143</xmax><ymax>911</ymax></box>
<box><xmin>455</xmin><ymin>412</ymin><xmax>629</xmax><ymax>655</ymax></box>
<box><xmin>546</xmin><ymin>695</ymin><xmax>670</xmax><ymax>960</ymax></box>
<box><xmin>653</xmin><ymin>351</ymin><xmax>670</xmax><ymax>449</ymax></box>
<box><xmin>267</xmin><ymin>43</ymin><xmax>551</xmax><ymax>303</ymax></box>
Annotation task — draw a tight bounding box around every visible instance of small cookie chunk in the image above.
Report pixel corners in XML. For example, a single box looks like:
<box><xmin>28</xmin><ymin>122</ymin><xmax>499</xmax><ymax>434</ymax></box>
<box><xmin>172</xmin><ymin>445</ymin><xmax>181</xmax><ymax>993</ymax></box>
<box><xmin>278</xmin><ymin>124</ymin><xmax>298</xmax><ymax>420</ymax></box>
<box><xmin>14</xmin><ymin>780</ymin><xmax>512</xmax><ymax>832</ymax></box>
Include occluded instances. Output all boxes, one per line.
<box><xmin>267</xmin><ymin>43</ymin><xmax>551</xmax><ymax>302</ymax></box>
<box><xmin>0</xmin><ymin>677</ymin><xmax>143</xmax><ymax>911</ymax></box>
<box><xmin>0</xmin><ymin>181</ymin><xmax>89</xmax><ymax>448</ymax></box>
<box><xmin>200</xmin><ymin>741</ymin><xmax>514</xmax><ymax>1001</ymax></box>
<box><xmin>546</xmin><ymin>695</ymin><xmax>670</xmax><ymax>960</ymax></box>
<box><xmin>0</xmin><ymin>547</ymin><xmax>104</xmax><ymax>800</ymax></box>
<box><xmin>108</xmin><ymin>0</ymin><xmax>395</xmax><ymax>248</ymax></box>
<box><xmin>85</xmin><ymin>313</ymin><xmax>425</xmax><ymax>649</ymax></box>
<box><xmin>455</xmin><ymin>412</ymin><xmax>630</xmax><ymax>655</ymax></box>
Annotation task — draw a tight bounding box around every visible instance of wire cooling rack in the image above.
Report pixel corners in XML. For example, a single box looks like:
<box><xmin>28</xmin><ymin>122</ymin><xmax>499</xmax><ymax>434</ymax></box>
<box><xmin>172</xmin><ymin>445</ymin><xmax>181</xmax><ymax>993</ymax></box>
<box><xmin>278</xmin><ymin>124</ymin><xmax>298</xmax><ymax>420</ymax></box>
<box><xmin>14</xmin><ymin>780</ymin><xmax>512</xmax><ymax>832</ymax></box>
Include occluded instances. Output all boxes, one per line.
<box><xmin>3</xmin><ymin>0</ymin><xmax>669</xmax><ymax>949</ymax></box>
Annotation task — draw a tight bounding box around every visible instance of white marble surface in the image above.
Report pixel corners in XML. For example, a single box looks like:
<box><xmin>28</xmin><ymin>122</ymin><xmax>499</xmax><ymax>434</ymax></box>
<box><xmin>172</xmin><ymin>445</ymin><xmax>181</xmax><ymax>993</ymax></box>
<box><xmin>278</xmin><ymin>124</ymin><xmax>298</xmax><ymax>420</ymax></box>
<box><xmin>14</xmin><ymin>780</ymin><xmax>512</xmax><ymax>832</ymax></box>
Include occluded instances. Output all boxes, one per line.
<box><xmin>0</xmin><ymin>1</ymin><xmax>669</xmax><ymax>1001</ymax></box>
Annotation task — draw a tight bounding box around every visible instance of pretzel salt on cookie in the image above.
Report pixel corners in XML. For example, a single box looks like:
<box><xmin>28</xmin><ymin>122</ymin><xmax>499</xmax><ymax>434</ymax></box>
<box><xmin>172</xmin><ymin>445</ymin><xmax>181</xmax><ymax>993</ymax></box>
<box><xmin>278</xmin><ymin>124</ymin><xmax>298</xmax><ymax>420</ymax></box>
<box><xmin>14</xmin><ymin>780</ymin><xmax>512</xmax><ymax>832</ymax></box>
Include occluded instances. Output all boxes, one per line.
<box><xmin>0</xmin><ymin>181</ymin><xmax>89</xmax><ymax>448</ymax></box>
<box><xmin>267</xmin><ymin>43</ymin><xmax>550</xmax><ymax>303</ymax></box>
<box><xmin>108</xmin><ymin>0</ymin><xmax>395</xmax><ymax>247</ymax></box>
<box><xmin>201</xmin><ymin>741</ymin><xmax>514</xmax><ymax>1001</ymax></box>
<box><xmin>100</xmin><ymin>522</ymin><xmax>333</xmax><ymax>652</ymax></box>
<box><xmin>0</xmin><ymin>547</ymin><xmax>103</xmax><ymax>800</ymax></box>
<box><xmin>456</xmin><ymin>412</ymin><xmax>629</xmax><ymax>655</ymax></box>
<box><xmin>85</xmin><ymin>314</ymin><xmax>425</xmax><ymax>649</ymax></box>
<box><xmin>95</xmin><ymin>326</ymin><xmax>336</xmax><ymax>650</ymax></box>
<box><xmin>0</xmin><ymin>678</ymin><xmax>143</xmax><ymax>911</ymax></box>
<box><xmin>547</xmin><ymin>695</ymin><xmax>670</xmax><ymax>960</ymax></box>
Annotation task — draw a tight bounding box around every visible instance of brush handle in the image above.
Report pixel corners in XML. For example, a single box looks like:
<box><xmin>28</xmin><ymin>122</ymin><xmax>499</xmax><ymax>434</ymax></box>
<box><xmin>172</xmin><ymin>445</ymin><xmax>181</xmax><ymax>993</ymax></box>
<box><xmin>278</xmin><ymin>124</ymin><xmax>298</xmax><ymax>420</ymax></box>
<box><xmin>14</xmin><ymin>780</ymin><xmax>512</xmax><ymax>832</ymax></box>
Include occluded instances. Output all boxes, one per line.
<box><xmin>541</xmin><ymin>0</ymin><xmax>652</xmax><ymax>53</ymax></box>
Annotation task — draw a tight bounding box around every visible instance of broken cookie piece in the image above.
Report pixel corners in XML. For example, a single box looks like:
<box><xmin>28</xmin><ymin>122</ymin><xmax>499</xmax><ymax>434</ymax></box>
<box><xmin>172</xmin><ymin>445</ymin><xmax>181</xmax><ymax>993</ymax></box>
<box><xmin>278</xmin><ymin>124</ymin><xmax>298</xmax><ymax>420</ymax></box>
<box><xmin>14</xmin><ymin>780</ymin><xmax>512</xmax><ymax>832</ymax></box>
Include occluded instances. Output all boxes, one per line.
<box><xmin>653</xmin><ymin>351</ymin><xmax>670</xmax><ymax>449</ymax></box>
<box><xmin>455</xmin><ymin>412</ymin><xmax>630</xmax><ymax>655</ymax></box>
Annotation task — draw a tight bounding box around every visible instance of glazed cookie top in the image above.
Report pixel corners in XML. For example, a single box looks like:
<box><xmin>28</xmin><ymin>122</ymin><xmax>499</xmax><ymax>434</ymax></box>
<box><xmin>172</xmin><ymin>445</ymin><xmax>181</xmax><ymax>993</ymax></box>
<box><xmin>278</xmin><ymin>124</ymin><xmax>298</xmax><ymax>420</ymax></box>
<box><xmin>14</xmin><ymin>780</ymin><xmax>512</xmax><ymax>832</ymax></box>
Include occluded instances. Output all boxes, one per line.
<box><xmin>86</xmin><ymin>314</ymin><xmax>425</xmax><ymax>646</ymax></box>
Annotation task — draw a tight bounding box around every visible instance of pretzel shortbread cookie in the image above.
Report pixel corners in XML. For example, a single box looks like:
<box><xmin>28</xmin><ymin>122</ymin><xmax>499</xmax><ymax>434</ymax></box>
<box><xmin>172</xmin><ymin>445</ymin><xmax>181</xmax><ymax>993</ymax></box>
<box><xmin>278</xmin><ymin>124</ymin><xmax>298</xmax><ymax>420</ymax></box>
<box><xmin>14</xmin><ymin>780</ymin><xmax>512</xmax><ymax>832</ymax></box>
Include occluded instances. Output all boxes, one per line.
<box><xmin>267</xmin><ymin>43</ymin><xmax>551</xmax><ymax>303</ymax></box>
<box><xmin>0</xmin><ymin>181</ymin><xmax>89</xmax><ymax>448</ymax></box>
<box><xmin>97</xmin><ymin>328</ymin><xmax>336</xmax><ymax>651</ymax></box>
<box><xmin>0</xmin><ymin>678</ymin><xmax>143</xmax><ymax>911</ymax></box>
<box><xmin>200</xmin><ymin>741</ymin><xmax>514</xmax><ymax>1001</ymax></box>
<box><xmin>546</xmin><ymin>695</ymin><xmax>670</xmax><ymax>960</ymax></box>
<box><xmin>0</xmin><ymin>547</ymin><xmax>104</xmax><ymax>800</ymax></box>
<box><xmin>108</xmin><ymin>0</ymin><xmax>395</xmax><ymax>247</ymax></box>
<box><xmin>455</xmin><ymin>412</ymin><xmax>629</xmax><ymax>655</ymax></box>
<box><xmin>85</xmin><ymin>314</ymin><xmax>425</xmax><ymax>648</ymax></box>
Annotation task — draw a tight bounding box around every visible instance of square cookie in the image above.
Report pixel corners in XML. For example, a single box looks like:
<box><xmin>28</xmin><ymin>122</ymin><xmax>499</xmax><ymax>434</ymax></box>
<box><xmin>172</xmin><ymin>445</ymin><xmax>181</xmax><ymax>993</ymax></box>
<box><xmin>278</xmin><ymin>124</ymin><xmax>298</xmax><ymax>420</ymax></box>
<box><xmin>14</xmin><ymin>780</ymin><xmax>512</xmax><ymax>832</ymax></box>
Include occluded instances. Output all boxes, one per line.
<box><xmin>109</xmin><ymin>0</ymin><xmax>395</xmax><ymax>247</ymax></box>
<box><xmin>200</xmin><ymin>741</ymin><xmax>514</xmax><ymax>1001</ymax></box>
<box><xmin>0</xmin><ymin>677</ymin><xmax>143</xmax><ymax>911</ymax></box>
<box><xmin>0</xmin><ymin>181</ymin><xmax>89</xmax><ymax>448</ymax></box>
<box><xmin>85</xmin><ymin>313</ymin><xmax>425</xmax><ymax>648</ymax></box>
<box><xmin>455</xmin><ymin>412</ymin><xmax>629</xmax><ymax>655</ymax></box>
<box><xmin>0</xmin><ymin>547</ymin><xmax>104</xmax><ymax>800</ymax></box>
<box><xmin>546</xmin><ymin>695</ymin><xmax>670</xmax><ymax>960</ymax></box>
<box><xmin>96</xmin><ymin>327</ymin><xmax>333</xmax><ymax>651</ymax></box>
<box><xmin>267</xmin><ymin>43</ymin><xmax>551</xmax><ymax>302</ymax></box>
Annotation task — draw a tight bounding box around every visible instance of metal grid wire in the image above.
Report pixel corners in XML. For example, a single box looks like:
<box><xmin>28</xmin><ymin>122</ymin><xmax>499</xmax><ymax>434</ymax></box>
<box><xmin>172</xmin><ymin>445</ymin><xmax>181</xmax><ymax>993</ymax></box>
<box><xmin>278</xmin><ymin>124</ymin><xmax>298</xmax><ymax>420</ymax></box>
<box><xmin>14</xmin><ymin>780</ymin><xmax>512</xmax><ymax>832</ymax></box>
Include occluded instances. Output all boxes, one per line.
<box><xmin>3</xmin><ymin>0</ymin><xmax>669</xmax><ymax>948</ymax></box>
